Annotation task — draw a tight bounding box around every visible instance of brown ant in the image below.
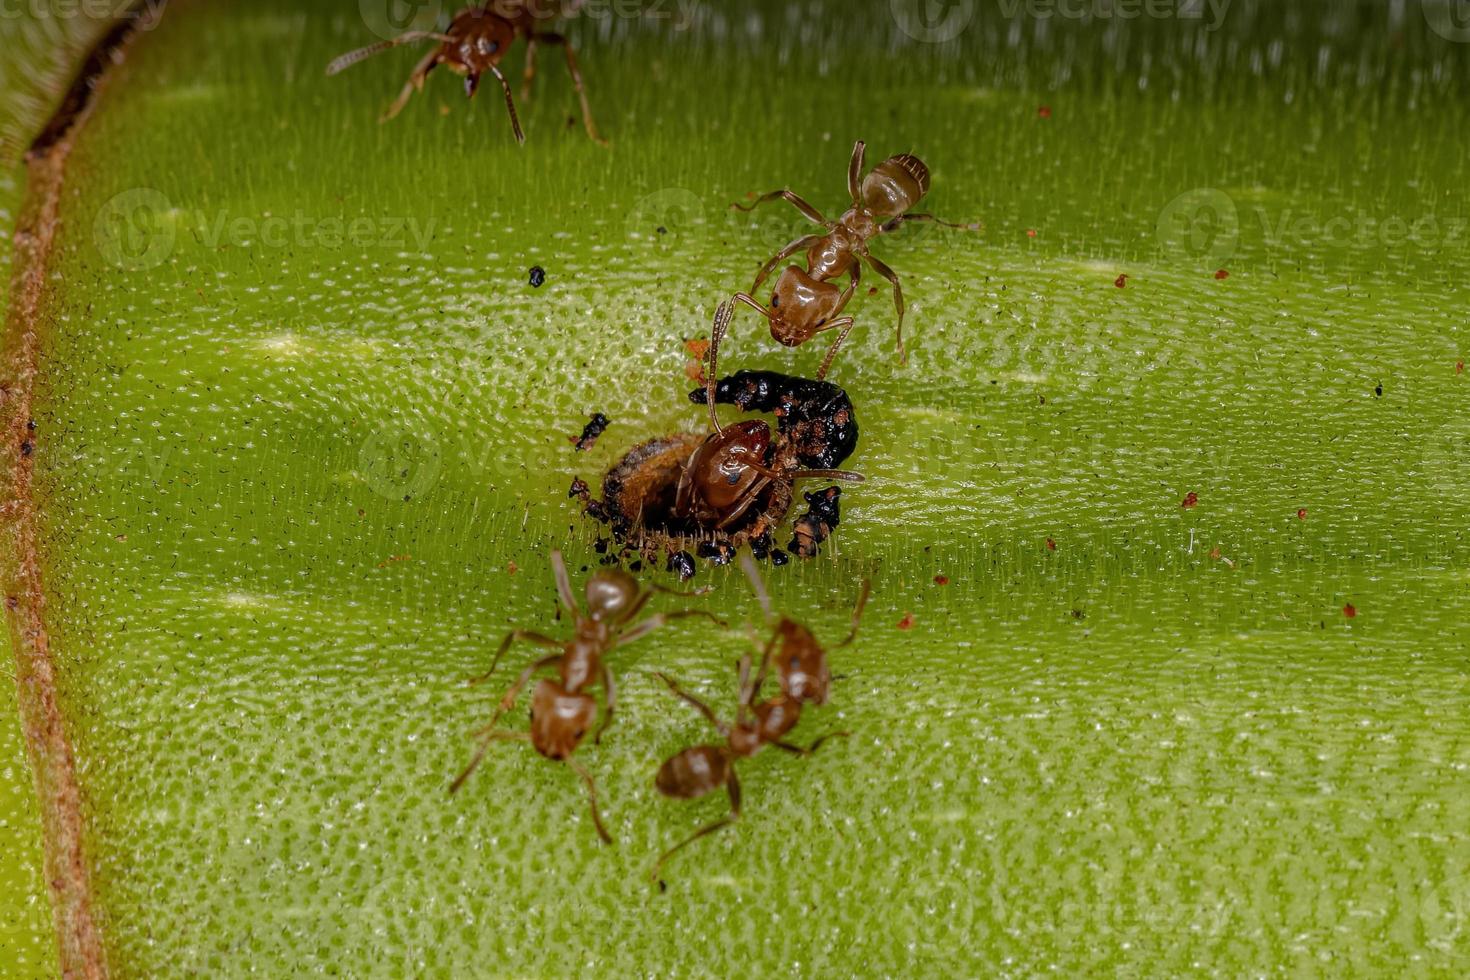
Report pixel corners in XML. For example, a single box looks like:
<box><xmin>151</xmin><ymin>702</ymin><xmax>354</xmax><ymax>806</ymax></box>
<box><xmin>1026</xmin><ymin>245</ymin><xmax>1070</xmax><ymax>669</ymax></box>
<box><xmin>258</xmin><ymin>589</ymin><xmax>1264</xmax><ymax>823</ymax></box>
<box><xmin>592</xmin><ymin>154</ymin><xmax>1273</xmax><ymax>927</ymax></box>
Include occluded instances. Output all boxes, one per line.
<box><xmin>678</xmin><ymin>303</ymin><xmax>863</xmax><ymax>532</ymax></box>
<box><xmin>326</xmin><ymin>1</ymin><xmax>604</xmax><ymax>144</ymax></box>
<box><xmin>449</xmin><ymin>550</ymin><xmax>722</xmax><ymax>843</ymax></box>
<box><xmin>674</xmin><ymin>418</ymin><xmax>864</xmax><ymax>533</ymax></box>
<box><xmin>723</xmin><ymin>140</ymin><xmax>978</xmax><ymax>376</ymax></box>
<box><xmin>649</xmin><ymin>559</ymin><xmax>869</xmax><ymax>881</ymax></box>
<box><xmin>740</xmin><ymin>552</ymin><xmax>869</xmax><ymax>705</ymax></box>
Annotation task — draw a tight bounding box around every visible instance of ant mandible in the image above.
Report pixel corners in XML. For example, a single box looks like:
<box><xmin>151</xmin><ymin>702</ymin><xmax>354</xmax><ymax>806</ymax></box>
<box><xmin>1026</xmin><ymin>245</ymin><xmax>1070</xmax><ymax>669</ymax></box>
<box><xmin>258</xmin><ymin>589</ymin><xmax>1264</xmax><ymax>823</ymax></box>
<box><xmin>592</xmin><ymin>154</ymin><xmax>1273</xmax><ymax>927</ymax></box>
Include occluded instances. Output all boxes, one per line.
<box><xmin>723</xmin><ymin>140</ymin><xmax>978</xmax><ymax>376</ymax></box>
<box><xmin>326</xmin><ymin>1</ymin><xmax>604</xmax><ymax>144</ymax></box>
<box><xmin>649</xmin><ymin>559</ymin><xmax>869</xmax><ymax>881</ymax></box>
<box><xmin>449</xmin><ymin>550</ymin><xmax>723</xmax><ymax>843</ymax></box>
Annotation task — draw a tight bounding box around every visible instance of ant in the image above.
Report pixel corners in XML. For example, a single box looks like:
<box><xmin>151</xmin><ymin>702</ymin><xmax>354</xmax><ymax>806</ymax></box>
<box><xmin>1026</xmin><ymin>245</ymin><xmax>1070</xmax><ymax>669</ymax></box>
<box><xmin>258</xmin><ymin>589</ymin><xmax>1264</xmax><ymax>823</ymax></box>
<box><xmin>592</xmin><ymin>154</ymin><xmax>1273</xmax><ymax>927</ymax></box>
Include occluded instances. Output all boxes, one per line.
<box><xmin>723</xmin><ymin>140</ymin><xmax>978</xmax><ymax>376</ymax></box>
<box><xmin>326</xmin><ymin>1</ymin><xmax>604</xmax><ymax>144</ymax></box>
<box><xmin>649</xmin><ymin>557</ymin><xmax>869</xmax><ymax>881</ymax></box>
<box><xmin>449</xmin><ymin>550</ymin><xmax>722</xmax><ymax>843</ymax></box>
<box><xmin>677</xmin><ymin>304</ymin><xmax>862</xmax><ymax>533</ymax></box>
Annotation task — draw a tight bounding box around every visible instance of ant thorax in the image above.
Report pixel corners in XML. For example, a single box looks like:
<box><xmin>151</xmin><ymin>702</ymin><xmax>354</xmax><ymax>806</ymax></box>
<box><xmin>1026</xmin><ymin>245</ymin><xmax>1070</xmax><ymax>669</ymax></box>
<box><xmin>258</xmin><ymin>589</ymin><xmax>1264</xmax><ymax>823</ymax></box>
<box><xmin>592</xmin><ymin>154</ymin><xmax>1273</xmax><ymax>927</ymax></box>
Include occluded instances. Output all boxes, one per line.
<box><xmin>835</xmin><ymin>208</ymin><xmax>878</xmax><ymax>242</ymax></box>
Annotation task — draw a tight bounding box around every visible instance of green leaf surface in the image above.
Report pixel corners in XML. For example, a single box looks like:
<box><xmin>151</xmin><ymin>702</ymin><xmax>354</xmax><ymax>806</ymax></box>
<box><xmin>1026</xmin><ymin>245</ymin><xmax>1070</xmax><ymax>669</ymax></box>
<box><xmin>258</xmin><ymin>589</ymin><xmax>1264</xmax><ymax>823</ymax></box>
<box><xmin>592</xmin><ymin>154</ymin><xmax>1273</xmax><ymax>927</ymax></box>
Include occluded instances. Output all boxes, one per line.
<box><xmin>8</xmin><ymin>0</ymin><xmax>1470</xmax><ymax>975</ymax></box>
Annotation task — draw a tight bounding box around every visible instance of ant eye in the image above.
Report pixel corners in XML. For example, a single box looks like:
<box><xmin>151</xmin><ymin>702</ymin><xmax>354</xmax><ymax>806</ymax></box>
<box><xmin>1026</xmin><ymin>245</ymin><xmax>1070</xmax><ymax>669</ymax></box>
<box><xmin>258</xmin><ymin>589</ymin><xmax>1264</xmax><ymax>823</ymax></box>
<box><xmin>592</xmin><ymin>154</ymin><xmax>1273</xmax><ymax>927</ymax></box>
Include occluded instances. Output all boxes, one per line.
<box><xmin>816</xmin><ymin>318</ymin><xmax>827</xmax><ymax>327</ymax></box>
<box><xmin>771</xmin><ymin>294</ymin><xmax>780</xmax><ymax>308</ymax></box>
<box><xmin>726</xmin><ymin>472</ymin><xmax>741</xmax><ymax>486</ymax></box>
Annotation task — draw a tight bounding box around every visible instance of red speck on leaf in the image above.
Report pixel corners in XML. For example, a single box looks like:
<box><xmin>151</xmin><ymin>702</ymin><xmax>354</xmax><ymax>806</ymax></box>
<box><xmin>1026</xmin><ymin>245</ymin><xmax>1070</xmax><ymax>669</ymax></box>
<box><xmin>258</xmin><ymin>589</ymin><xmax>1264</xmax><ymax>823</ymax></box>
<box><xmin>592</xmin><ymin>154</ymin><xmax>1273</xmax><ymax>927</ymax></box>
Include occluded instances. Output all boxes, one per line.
<box><xmin>1038</xmin><ymin>105</ymin><xmax>1052</xmax><ymax>118</ymax></box>
<box><xmin>1114</xmin><ymin>274</ymin><xmax>1128</xmax><ymax>289</ymax></box>
<box><xmin>1208</xmin><ymin>547</ymin><xmax>1222</xmax><ymax>561</ymax></box>
<box><xmin>1343</xmin><ymin>603</ymin><xmax>1357</xmax><ymax>619</ymax></box>
<box><xmin>1215</xmin><ymin>269</ymin><xmax>1230</xmax><ymax>280</ymax></box>
<box><xmin>684</xmin><ymin>338</ymin><xmax>710</xmax><ymax>360</ymax></box>
<box><xmin>1181</xmin><ymin>492</ymin><xmax>1199</xmax><ymax>509</ymax></box>
<box><xmin>1046</xmin><ymin>537</ymin><xmax>1057</xmax><ymax>551</ymax></box>
<box><xmin>507</xmin><ymin>561</ymin><xmax>518</xmax><ymax>575</ymax></box>
<box><xmin>897</xmin><ymin>613</ymin><xmax>915</xmax><ymax>631</ymax></box>
<box><xmin>1027</xmin><ymin>229</ymin><xmax>1038</xmax><ymax>239</ymax></box>
<box><xmin>1458</xmin><ymin>361</ymin><xmax>1465</xmax><ymax>375</ymax></box>
<box><xmin>933</xmin><ymin>575</ymin><xmax>950</xmax><ymax>586</ymax></box>
<box><xmin>1297</xmin><ymin>508</ymin><xmax>1308</xmax><ymax>520</ymax></box>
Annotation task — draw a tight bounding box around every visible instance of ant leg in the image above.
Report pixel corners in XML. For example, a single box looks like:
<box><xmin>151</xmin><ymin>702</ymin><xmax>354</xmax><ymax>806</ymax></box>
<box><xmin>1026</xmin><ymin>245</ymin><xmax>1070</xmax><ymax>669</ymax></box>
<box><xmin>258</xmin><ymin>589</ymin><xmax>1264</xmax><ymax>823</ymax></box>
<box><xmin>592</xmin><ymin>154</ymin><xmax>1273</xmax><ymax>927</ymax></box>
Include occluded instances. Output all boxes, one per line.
<box><xmin>861</xmin><ymin>252</ymin><xmax>907</xmax><ymax>366</ymax></box>
<box><xmin>467</xmin><ymin>631</ymin><xmax>560</xmax><ymax>686</ymax></box>
<box><xmin>705</xmin><ymin>299</ymin><xmax>735</xmax><ymax>433</ymax></box>
<box><xmin>847</xmin><ymin>140</ymin><xmax>867</xmax><ymax>202</ymax></box>
<box><xmin>650</xmin><ymin>768</ymin><xmax>741</xmax><ymax>882</ymax></box>
<box><xmin>751</xmin><ymin>234</ymin><xmax>822</xmax><ymax>294</ymax></box>
<box><xmin>449</xmin><ymin>730</ymin><xmax>530</xmax><ymax>795</ymax></box>
<box><xmin>880</xmin><ymin>213</ymin><xmax>982</xmax><ymax>234</ymax></box>
<box><xmin>484</xmin><ymin>63</ymin><xmax>526</xmax><ymax>145</ymax></box>
<box><xmin>617</xmin><ymin>610</ymin><xmax>727</xmax><ymax>648</ymax></box>
<box><xmin>520</xmin><ymin>38</ymin><xmax>538</xmax><ymax>102</ymax></box>
<box><xmin>487</xmin><ymin>654</ymin><xmax>562</xmax><ymax>729</ymax></box>
<box><xmin>593</xmin><ymin>662</ymin><xmax>616</xmax><ymax>745</ymax></box>
<box><xmin>746</xmin><ymin>630</ymin><xmax>781</xmax><ymax>705</ymax></box>
<box><xmin>381</xmin><ymin>50</ymin><xmax>442</xmax><ymax>122</ymax></box>
<box><xmin>529</xmin><ymin>32</ymin><xmax>606</xmax><ymax>144</ymax></box>
<box><xmin>834</xmin><ymin>580</ymin><xmax>872</xmax><ymax>649</ymax></box>
<box><xmin>815</xmin><ymin>317</ymin><xmax>856</xmax><ymax>381</ymax></box>
<box><xmin>653</xmin><ymin>672</ymin><xmax>726</xmax><ymax>733</ymax></box>
<box><xmin>772</xmin><ymin>731</ymin><xmax>851</xmax><ymax>756</ymax></box>
<box><xmin>731</xmin><ymin>191</ymin><xmax>830</xmax><ymax>228</ymax></box>
<box><xmin>550</xmin><ymin>550</ymin><xmax>581</xmax><ymax>618</ymax></box>
<box><xmin>567</xmin><ymin>757</ymin><xmax>614</xmax><ymax>844</ymax></box>
<box><xmin>326</xmin><ymin>31</ymin><xmax>452</xmax><ymax>76</ymax></box>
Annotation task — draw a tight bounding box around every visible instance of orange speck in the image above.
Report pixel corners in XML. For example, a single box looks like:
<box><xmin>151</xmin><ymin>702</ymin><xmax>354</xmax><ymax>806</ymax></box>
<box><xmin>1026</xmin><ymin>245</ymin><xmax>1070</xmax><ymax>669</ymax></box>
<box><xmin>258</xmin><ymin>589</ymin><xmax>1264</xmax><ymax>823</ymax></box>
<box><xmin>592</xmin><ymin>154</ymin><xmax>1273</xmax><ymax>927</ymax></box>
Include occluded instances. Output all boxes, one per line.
<box><xmin>1458</xmin><ymin>361</ymin><xmax>1465</xmax><ymax>375</ymax></box>
<box><xmin>1181</xmin><ymin>492</ymin><xmax>1199</xmax><ymax>509</ymax></box>
<box><xmin>1297</xmin><ymin>508</ymin><xmax>1308</xmax><ymax>520</ymax></box>
<box><xmin>897</xmin><ymin>613</ymin><xmax>915</xmax><ymax>631</ymax></box>
<box><xmin>1114</xmin><ymin>274</ymin><xmax>1128</xmax><ymax>289</ymax></box>
<box><xmin>684</xmin><ymin>361</ymin><xmax>706</xmax><ymax>383</ymax></box>
<box><xmin>1027</xmin><ymin>229</ymin><xmax>1038</xmax><ymax>239</ymax></box>
<box><xmin>376</xmin><ymin>554</ymin><xmax>411</xmax><ymax>569</ymax></box>
<box><xmin>1214</xmin><ymin>269</ymin><xmax>1230</xmax><ymax>280</ymax></box>
<box><xmin>507</xmin><ymin>561</ymin><xmax>518</xmax><ymax>575</ymax></box>
<box><xmin>1038</xmin><ymin>105</ymin><xmax>1052</xmax><ymax>119</ymax></box>
<box><xmin>1046</xmin><ymin>537</ymin><xmax>1057</xmax><ymax>551</ymax></box>
<box><xmin>684</xmin><ymin>338</ymin><xmax>710</xmax><ymax>360</ymax></box>
<box><xmin>1343</xmin><ymin>603</ymin><xmax>1357</xmax><ymax>619</ymax></box>
<box><xmin>1208</xmin><ymin>547</ymin><xmax>1222</xmax><ymax>561</ymax></box>
<box><xmin>933</xmin><ymin>575</ymin><xmax>949</xmax><ymax>586</ymax></box>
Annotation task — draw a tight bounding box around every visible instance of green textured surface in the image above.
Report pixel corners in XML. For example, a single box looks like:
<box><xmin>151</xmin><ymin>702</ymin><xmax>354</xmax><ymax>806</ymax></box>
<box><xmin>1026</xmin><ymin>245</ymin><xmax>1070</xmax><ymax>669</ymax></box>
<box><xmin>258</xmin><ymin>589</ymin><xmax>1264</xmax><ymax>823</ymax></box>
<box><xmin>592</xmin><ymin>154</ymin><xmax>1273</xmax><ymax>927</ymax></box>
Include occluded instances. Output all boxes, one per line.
<box><xmin>13</xmin><ymin>0</ymin><xmax>1470</xmax><ymax>975</ymax></box>
<box><xmin>0</xmin><ymin>165</ymin><xmax>60</xmax><ymax>980</ymax></box>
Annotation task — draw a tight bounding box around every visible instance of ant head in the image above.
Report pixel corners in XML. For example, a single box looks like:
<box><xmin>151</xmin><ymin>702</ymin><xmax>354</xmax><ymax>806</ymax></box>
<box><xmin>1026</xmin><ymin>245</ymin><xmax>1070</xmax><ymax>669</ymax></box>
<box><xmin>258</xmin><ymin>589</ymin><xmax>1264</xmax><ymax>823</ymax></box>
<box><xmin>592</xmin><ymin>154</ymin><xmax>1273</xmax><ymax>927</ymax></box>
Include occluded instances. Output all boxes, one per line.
<box><xmin>686</xmin><ymin>420</ymin><xmax>773</xmax><ymax>511</ymax></box>
<box><xmin>768</xmin><ymin>268</ymin><xmax>848</xmax><ymax>347</ymax></box>
<box><xmin>860</xmin><ymin>154</ymin><xmax>931</xmax><ymax>218</ymax></box>
<box><xmin>777</xmin><ymin>619</ymin><xmax>830</xmax><ymax>705</ymax></box>
<box><xmin>585</xmin><ymin>569</ymin><xmax>640</xmax><ymax>622</ymax></box>
<box><xmin>528</xmin><ymin>680</ymin><xmax>598</xmax><ymax>761</ymax></box>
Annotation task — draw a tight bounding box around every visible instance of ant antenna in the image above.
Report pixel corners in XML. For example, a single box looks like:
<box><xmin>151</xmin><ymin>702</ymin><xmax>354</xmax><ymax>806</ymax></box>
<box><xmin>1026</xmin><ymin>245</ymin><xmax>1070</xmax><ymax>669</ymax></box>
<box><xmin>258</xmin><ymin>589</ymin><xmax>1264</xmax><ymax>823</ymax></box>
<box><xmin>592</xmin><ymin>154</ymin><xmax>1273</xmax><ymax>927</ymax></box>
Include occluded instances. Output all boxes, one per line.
<box><xmin>835</xmin><ymin>579</ymin><xmax>872</xmax><ymax>648</ymax></box>
<box><xmin>706</xmin><ymin>300</ymin><xmax>734</xmax><ymax>433</ymax></box>
<box><xmin>326</xmin><ymin>31</ymin><xmax>452</xmax><ymax>76</ymax></box>
<box><xmin>738</xmin><ymin>552</ymin><xmax>773</xmax><ymax>623</ymax></box>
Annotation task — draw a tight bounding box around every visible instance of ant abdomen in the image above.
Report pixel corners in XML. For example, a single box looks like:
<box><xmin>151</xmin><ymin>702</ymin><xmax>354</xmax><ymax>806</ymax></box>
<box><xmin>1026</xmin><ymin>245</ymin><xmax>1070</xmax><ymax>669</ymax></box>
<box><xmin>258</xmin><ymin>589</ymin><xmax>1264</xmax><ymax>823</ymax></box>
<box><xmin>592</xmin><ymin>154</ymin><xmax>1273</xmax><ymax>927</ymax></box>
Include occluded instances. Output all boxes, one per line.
<box><xmin>655</xmin><ymin>745</ymin><xmax>729</xmax><ymax>800</ymax></box>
